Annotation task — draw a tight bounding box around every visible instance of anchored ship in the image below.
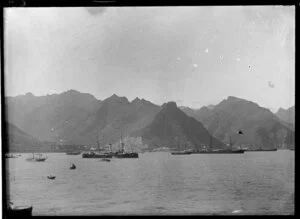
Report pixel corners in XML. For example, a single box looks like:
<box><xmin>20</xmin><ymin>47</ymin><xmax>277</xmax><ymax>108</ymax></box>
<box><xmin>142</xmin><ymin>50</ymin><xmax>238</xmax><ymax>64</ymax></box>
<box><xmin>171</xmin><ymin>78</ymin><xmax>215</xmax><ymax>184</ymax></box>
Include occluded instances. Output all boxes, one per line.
<box><xmin>82</xmin><ymin>138</ymin><xmax>112</xmax><ymax>158</ymax></box>
<box><xmin>113</xmin><ymin>135</ymin><xmax>139</xmax><ymax>158</ymax></box>
<box><xmin>191</xmin><ymin>134</ymin><xmax>244</xmax><ymax>154</ymax></box>
<box><xmin>171</xmin><ymin>138</ymin><xmax>192</xmax><ymax>155</ymax></box>
<box><xmin>26</xmin><ymin>153</ymin><xmax>48</xmax><ymax>162</ymax></box>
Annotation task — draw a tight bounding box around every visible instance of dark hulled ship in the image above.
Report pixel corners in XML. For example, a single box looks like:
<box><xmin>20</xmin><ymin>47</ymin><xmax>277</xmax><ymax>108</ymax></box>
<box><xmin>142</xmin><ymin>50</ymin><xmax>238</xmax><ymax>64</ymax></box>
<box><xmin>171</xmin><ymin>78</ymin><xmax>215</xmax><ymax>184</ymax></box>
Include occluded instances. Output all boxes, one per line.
<box><xmin>113</xmin><ymin>136</ymin><xmax>139</xmax><ymax>158</ymax></box>
<box><xmin>191</xmin><ymin>135</ymin><xmax>244</xmax><ymax>154</ymax></box>
<box><xmin>82</xmin><ymin>140</ymin><xmax>112</xmax><ymax>158</ymax></box>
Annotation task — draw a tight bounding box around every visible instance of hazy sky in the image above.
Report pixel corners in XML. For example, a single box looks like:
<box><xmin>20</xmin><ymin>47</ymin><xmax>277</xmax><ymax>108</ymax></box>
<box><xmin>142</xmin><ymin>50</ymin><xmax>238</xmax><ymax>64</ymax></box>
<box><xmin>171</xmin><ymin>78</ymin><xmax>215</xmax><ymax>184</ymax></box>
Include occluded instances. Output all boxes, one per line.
<box><xmin>5</xmin><ymin>6</ymin><xmax>295</xmax><ymax>111</ymax></box>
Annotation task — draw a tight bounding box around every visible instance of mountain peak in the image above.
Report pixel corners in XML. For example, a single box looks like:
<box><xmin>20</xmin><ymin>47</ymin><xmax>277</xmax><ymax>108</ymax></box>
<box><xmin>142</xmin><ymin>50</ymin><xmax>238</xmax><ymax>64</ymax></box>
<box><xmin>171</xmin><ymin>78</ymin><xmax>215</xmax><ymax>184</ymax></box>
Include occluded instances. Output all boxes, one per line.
<box><xmin>277</xmin><ymin>107</ymin><xmax>285</xmax><ymax>113</ymax></box>
<box><xmin>25</xmin><ymin>92</ymin><xmax>34</xmax><ymax>97</ymax></box>
<box><xmin>227</xmin><ymin>96</ymin><xmax>242</xmax><ymax>101</ymax></box>
<box><xmin>162</xmin><ymin>101</ymin><xmax>177</xmax><ymax>108</ymax></box>
<box><xmin>105</xmin><ymin>94</ymin><xmax>129</xmax><ymax>104</ymax></box>
<box><xmin>132</xmin><ymin>97</ymin><xmax>141</xmax><ymax>103</ymax></box>
<box><xmin>65</xmin><ymin>89</ymin><xmax>80</xmax><ymax>94</ymax></box>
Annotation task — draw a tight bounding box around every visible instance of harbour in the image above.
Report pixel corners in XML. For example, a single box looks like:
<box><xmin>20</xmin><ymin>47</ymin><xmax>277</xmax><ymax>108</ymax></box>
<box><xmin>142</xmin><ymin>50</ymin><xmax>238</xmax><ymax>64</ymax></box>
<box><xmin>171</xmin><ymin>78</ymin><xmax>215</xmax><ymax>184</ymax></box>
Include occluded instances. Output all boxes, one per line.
<box><xmin>4</xmin><ymin>5</ymin><xmax>295</xmax><ymax>216</ymax></box>
<box><xmin>7</xmin><ymin>150</ymin><xmax>294</xmax><ymax>215</ymax></box>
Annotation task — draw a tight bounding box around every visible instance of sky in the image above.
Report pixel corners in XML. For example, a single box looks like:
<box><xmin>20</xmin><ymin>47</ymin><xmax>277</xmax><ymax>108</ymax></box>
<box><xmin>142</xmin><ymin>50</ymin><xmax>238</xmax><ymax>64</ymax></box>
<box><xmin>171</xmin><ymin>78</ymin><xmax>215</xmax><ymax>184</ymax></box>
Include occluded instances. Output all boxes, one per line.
<box><xmin>4</xmin><ymin>6</ymin><xmax>295</xmax><ymax>112</ymax></box>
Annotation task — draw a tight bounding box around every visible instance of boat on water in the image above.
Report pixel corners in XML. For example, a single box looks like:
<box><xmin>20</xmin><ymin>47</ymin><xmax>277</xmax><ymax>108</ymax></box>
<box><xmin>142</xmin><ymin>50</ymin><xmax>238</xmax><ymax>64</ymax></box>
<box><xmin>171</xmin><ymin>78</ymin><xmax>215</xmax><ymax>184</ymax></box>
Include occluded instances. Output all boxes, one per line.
<box><xmin>26</xmin><ymin>153</ymin><xmax>47</xmax><ymax>162</ymax></box>
<box><xmin>114</xmin><ymin>152</ymin><xmax>139</xmax><ymax>158</ymax></box>
<box><xmin>70</xmin><ymin>163</ymin><xmax>76</xmax><ymax>169</ymax></box>
<box><xmin>243</xmin><ymin>144</ymin><xmax>277</xmax><ymax>152</ymax></box>
<box><xmin>191</xmin><ymin>135</ymin><xmax>244</xmax><ymax>154</ymax></box>
<box><xmin>82</xmin><ymin>151</ymin><xmax>113</xmax><ymax>158</ymax></box>
<box><xmin>192</xmin><ymin>149</ymin><xmax>245</xmax><ymax>154</ymax></box>
<box><xmin>100</xmin><ymin>158</ymin><xmax>111</xmax><ymax>162</ymax></box>
<box><xmin>66</xmin><ymin>151</ymin><xmax>81</xmax><ymax>155</ymax></box>
<box><xmin>170</xmin><ymin>138</ymin><xmax>192</xmax><ymax>155</ymax></box>
<box><xmin>7</xmin><ymin>202</ymin><xmax>33</xmax><ymax>217</ymax></box>
<box><xmin>47</xmin><ymin>175</ymin><xmax>56</xmax><ymax>180</ymax></box>
<box><xmin>82</xmin><ymin>140</ymin><xmax>113</xmax><ymax>158</ymax></box>
<box><xmin>5</xmin><ymin>154</ymin><xmax>19</xmax><ymax>158</ymax></box>
<box><xmin>113</xmin><ymin>135</ymin><xmax>139</xmax><ymax>158</ymax></box>
<box><xmin>244</xmin><ymin>148</ymin><xmax>277</xmax><ymax>152</ymax></box>
<box><xmin>171</xmin><ymin>151</ymin><xmax>192</xmax><ymax>155</ymax></box>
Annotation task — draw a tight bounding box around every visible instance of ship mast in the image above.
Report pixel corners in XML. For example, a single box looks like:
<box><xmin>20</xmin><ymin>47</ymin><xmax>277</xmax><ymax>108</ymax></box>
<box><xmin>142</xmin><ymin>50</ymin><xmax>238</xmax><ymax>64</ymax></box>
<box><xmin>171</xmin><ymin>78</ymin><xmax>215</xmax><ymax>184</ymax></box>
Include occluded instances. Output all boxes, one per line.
<box><xmin>120</xmin><ymin>135</ymin><xmax>124</xmax><ymax>153</ymax></box>
<box><xmin>97</xmin><ymin>140</ymin><xmax>100</xmax><ymax>153</ymax></box>
<box><xmin>209</xmin><ymin>135</ymin><xmax>212</xmax><ymax>152</ymax></box>
<box><xmin>97</xmin><ymin>131</ymin><xmax>102</xmax><ymax>153</ymax></box>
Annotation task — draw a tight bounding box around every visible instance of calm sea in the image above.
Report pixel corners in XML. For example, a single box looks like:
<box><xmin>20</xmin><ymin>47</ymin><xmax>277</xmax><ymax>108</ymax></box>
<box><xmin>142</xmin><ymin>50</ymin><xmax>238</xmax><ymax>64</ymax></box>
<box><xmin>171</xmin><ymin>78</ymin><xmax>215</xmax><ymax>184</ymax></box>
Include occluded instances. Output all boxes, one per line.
<box><xmin>7</xmin><ymin>150</ymin><xmax>294</xmax><ymax>215</ymax></box>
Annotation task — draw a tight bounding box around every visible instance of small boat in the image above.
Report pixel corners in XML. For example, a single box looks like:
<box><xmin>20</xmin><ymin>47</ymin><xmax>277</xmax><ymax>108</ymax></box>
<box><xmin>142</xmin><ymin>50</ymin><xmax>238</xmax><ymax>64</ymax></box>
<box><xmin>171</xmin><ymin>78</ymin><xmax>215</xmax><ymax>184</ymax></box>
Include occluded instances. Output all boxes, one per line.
<box><xmin>5</xmin><ymin>154</ymin><xmax>18</xmax><ymax>158</ymax></box>
<box><xmin>47</xmin><ymin>175</ymin><xmax>56</xmax><ymax>180</ymax></box>
<box><xmin>35</xmin><ymin>155</ymin><xmax>47</xmax><ymax>162</ymax></box>
<box><xmin>66</xmin><ymin>151</ymin><xmax>81</xmax><ymax>155</ymax></box>
<box><xmin>171</xmin><ymin>151</ymin><xmax>192</xmax><ymax>155</ymax></box>
<box><xmin>7</xmin><ymin>202</ymin><xmax>33</xmax><ymax>217</ymax></box>
<box><xmin>70</xmin><ymin>163</ymin><xmax>76</xmax><ymax>169</ymax></box>
<box><xmin>100</xmin><ymin>158</ymin><xmax>111</xmax><ymax>162</ymax></box>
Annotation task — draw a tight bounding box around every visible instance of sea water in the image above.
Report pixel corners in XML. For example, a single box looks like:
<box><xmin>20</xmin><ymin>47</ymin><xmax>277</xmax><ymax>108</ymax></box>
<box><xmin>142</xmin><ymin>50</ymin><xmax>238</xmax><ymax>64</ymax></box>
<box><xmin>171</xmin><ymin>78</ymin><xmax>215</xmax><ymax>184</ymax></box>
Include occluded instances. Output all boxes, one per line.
<box><xmin>6</xmin><ymin>150</ymin><xmax>294</xmax><ymax>215</ymax></box>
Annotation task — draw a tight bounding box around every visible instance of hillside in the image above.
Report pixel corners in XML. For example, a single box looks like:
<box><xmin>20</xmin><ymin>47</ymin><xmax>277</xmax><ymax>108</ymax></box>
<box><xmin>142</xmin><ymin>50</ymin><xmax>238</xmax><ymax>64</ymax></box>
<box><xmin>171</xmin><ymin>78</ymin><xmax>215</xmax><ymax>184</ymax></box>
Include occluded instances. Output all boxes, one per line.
<box><xmin>180</xmin><ymin>96</ymin><xmax>294</xmax><ymax>149</ymax></box>
<box><xmin>6</xmin><ymin>90</ymin><xmax>102</xmax><ymax>143</ymax></box>
<box><xmin>135</xmin><ymin>102</ymin><xmax>225</xmax><ymax>150</ymax></box>
<box><xmin>4</xmin><ymin>122</ymin><xmax>48</xmax><ymax>153</ymax></box>
<box><xmin>5</xmin><ymin>91</ymin><xmax>161</xmax><ymax>147</ymax></box>
<box><xmin>7</xmin><ymin>91</ymin><xmax>292</xmax><ymax>151</ymax></box>
<box><xmin>75</xmin><ymin>94</ymin><xmax>161</xmax><ymax>145</ymax></box>
<box><xmin>276</xmin><ymin>106</ymin><xmax>295</xmax><ymax>125</ymax></box>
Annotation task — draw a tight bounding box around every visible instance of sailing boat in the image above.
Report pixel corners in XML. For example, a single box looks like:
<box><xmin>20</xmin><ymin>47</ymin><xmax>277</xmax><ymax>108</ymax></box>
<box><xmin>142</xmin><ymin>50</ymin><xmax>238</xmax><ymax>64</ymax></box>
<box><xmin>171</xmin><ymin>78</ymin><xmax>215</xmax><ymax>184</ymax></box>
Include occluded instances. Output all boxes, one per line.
<box><xmin>114</xmin><ymin>135</ymin><xmax>139</xmax><ymax>158</ymax></box>
<box><xmin>26</xmin><ymin>153</ymin><xmax>47</xmax><ymax>162</ymax></box>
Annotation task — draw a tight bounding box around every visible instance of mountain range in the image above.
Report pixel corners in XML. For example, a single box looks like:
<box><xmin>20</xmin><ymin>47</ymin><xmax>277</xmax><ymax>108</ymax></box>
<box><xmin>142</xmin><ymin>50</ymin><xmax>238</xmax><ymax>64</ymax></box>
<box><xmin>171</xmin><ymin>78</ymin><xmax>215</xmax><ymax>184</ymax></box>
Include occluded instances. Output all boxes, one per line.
<box><xmin>5</xmin><ymin>90</ymin><xmax>225</xmax><ymax>152</ymax></box>
<box><xmin>4</xmin><ymin>90</ymin><xmax>294</xmax><ymax>152</ymax></box>
<box><xmin>180</xmin><ymin>96</ymin><xmax>294</xmax><ymax>149</ymax></box>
